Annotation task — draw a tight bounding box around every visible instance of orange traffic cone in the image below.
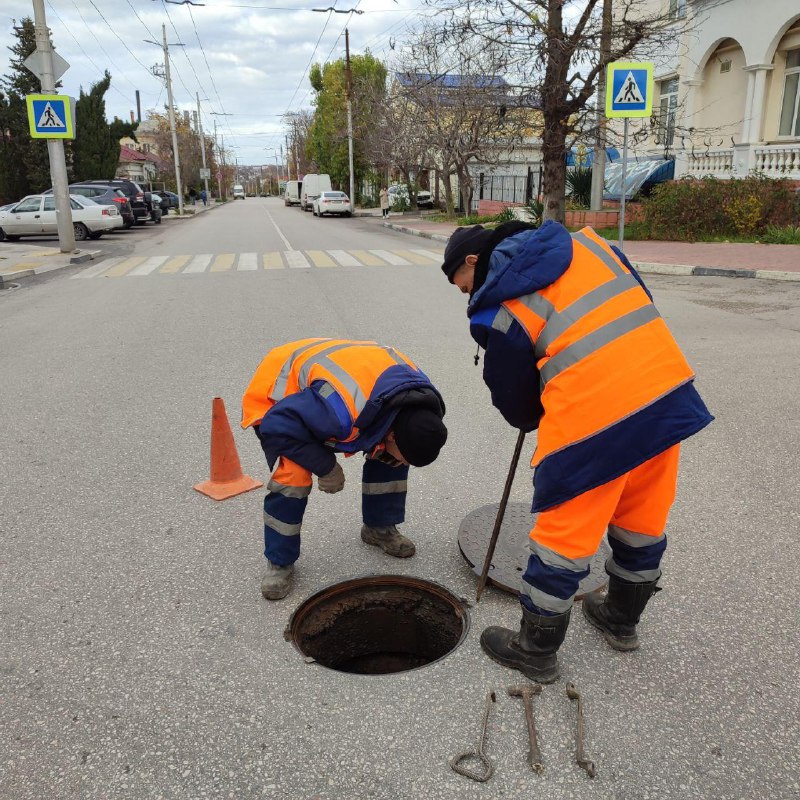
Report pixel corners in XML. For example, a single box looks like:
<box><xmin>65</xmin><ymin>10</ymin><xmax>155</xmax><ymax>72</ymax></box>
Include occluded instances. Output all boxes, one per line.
<box><xmin>194</xmin><ymin>397</ymin><xmax>263</xmax><ymax>501</ymax></box>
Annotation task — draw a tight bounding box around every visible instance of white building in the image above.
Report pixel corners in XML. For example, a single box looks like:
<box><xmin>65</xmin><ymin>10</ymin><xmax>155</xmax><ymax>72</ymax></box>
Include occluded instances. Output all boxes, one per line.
<box><xmin>625</xmin><ymin>0</ymin><xmax>800</xmax><ymax>181</ymax></box>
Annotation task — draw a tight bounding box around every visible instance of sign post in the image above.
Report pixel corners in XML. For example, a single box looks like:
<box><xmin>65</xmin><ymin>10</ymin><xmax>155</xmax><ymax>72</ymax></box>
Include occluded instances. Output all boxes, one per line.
<box><xmin>605</xmin><ymin>61</ymin><xmax>654</xmax><ymax>248</ymax></box>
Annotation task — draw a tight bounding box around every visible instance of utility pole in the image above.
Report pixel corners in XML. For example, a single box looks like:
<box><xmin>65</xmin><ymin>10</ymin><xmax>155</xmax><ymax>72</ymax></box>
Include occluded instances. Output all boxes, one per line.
<box><xmin>345</xmin><ymin>28</ymin><xmax>355</xmax><ymax>206</ymax></box>
<box><xmin>284</xmin><ymin>134</ymin><xmax>291</xmax><ymax>179</ymax></box>
<box><xmin>196</xmin><ymin>93</ymin><xmax>209</xmax><ymax>200</ymax></box>
<box><xmin>590</xmin><ymin>0</ymin><xmax>613</xmax><ymax>211</ymax></box>
<box><xmin>32</xmin><ymin>0</ymin><xmax>74</xmax><ymax>252</ymax></box>
<box><xmin>161</xmin><ymin>25</ymin><xmax>184</xmax><ymax>215</ymax></box>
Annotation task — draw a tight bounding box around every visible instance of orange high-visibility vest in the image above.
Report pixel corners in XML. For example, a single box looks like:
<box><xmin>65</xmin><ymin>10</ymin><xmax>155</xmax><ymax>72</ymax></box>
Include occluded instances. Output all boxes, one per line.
<box><xmin>494</xmin><ymin>228</ymin><xmax>696</xmax><ymax>467</ymax></box>
<box><xmin>241</xmin><ymin>338</ymin><xmax>418</xmax><ymax>429</ymax></box>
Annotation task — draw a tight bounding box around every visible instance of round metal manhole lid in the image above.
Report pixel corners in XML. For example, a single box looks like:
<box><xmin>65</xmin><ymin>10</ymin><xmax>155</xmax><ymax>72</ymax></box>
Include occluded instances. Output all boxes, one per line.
<box><xmin>458</xmin><ymin>503</ymin><xmax>610</xmax><ymax>599</ymax></box>
<box><xmin>284</xmin><ymin>574</ymin><xmax>470</xmax><ymax>675</ymax></box>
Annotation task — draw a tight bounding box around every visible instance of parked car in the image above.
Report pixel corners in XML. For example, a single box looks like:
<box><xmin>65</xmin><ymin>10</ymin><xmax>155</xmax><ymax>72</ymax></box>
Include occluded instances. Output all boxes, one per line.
<box><xmin>300</xmin><ymin>173</ymin><xmax>332</xmax><ymax>211</ymax></box>
<box><xmin>312</xmin><ymin>191</ymin><xmax>353</xmax><ymax>217</ymax></box>
<box><xmin>0</xmin><ymin>194</ymin><xmax>123</xmax><ymax>241</ymax></box>
<box><xmin>233</xmin><ymin>184</ymin><xmax>246</xmax><ymax>200</ymax></box>
<box><xmin>80</xmin><ymin>178</ymin><xmax>149</xmax><ymax>223</ymax></box>
<box><xmin>161</xmin><ymin>191</ymin><xmax>180</xmax><ymax>210</ymax></box>
<box><xmin>43</xmin><ymin>184</ymin><xmax>135</xmax><ymax>229</ymax></box>
<box><xmin>284</xmin><ymin>180</ymin><xmax>302</xmax><ymax>206</ymax></box>
<box><xmin>388</xmin><ymin>184</ymin><xmax>434</xmax><ymax>209</ymax></box>
<box><xmin>149</xmin><ymin>192</ymin><xmax>170</xmax><ymax>215</ymax></box>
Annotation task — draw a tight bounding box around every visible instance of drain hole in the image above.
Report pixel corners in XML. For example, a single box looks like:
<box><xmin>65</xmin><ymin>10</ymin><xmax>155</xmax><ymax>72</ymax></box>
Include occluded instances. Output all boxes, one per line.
<box><xmin>286</xmin><ymin>575</ymin><xmax>469</xmax><ymax>675</ymax></box>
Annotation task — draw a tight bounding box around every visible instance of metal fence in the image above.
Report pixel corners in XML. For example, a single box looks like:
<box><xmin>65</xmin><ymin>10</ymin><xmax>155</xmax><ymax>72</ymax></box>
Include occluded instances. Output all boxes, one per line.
<box><xmin>472</xmin><ymin>167</ymin><xmax>542</xmax><ymax>211</ymax></box>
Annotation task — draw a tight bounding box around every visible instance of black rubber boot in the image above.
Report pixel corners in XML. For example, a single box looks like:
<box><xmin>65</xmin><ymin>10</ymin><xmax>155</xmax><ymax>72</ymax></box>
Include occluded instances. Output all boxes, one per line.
<box><xmin>582</xmin><ymin>575</ymin><xmax>660</xmax><ymax>651</ymax></box>
<box><xmin>479</xmin><ymin>607</ymin><xmax>571</xmax><ymax>684</ymax></box>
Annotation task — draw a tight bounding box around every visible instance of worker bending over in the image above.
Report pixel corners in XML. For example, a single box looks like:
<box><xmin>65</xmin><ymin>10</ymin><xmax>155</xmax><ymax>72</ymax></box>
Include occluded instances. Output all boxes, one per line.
<box><xmin>242</xmin><ymin>338</ymin><xmax>447</xmax><ymax>600</ymax></box>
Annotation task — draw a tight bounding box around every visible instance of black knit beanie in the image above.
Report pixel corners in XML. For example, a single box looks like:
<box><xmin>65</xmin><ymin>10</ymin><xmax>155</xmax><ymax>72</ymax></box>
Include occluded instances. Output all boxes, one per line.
<box><xmin>441</xmin><ymin>225</ymin><xmax>495</xmax><ymax>282</ymax></box>
<box><xmin>392</xmin><ymin>407</ymin><xmax>448</xmax><ymax>467</ymax></box>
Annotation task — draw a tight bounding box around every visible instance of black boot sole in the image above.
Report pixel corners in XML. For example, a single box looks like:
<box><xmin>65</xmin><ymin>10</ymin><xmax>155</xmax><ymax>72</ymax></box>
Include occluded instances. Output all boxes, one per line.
<box><xmin>479</xmin><ymin>633</ymin><xmax>559</xmax><ymax>684</ymax></box>
<box><xmin>581</xmin><ymin>599</ymin><xmax>639</xmax><ymax>652</ymax></box>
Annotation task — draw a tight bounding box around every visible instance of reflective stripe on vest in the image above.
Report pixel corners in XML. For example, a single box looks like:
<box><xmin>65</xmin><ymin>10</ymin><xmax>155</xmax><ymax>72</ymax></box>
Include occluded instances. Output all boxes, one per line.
<box><xmin>497</xmin><ymin>227</ymin><xmax>695</xmax><ymax>465</ymax></box>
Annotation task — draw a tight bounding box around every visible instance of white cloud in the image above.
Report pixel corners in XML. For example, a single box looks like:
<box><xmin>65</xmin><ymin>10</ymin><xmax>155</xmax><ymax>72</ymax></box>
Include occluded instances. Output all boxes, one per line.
<box><xmin>2</xmin><ymin>0</ymin><xmax>432</xmax><ymax>165</ymax></box>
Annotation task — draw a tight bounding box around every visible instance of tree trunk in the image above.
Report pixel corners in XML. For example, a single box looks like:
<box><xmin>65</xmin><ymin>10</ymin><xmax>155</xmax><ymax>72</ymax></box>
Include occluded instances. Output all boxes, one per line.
<box><xmin>442</xmin><ymin>170</ymin><xmax>455</xmax><ymax>217</ymax></box>
<box><xmin>541</xmin><ymin>120</ymin><xmax>568</xmax><ymax>223</ymax></box>
<box><xmin>457</xmin><ymin>164</ymin><xmax>473</xmax><ymax>216</ymax></box>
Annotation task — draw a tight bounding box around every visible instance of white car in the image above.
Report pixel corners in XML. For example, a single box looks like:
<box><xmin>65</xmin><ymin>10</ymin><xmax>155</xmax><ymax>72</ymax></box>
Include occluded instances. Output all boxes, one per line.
<box><xmin>312</xmin><ymin>191</ymin><xmax>353</xmax><ymax>217</ymax></box>
<box><xmin>232</xmin><ymin>184</ymin><xmax>246</xmax><ymax>200</ymax></box>
<box><xmin>388</xmin><ymin>185</ymin><xmax>434</xmax><ymax>209</ymax></box>
<box><xmin>0</xmin><ymin>194</ymin><xmax>123</xmax><ymax>242</ymax></box>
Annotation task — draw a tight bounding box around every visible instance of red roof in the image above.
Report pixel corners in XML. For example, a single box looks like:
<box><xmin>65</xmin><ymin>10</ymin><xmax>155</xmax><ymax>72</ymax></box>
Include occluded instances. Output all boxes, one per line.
<box><xmin>119</xmin><ymin>144</ymin><xmax>158</xmax><ymax>163</ymax></box>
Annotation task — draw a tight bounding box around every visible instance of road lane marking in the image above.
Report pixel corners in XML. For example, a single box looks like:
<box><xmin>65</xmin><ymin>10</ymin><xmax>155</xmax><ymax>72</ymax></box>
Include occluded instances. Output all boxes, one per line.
<box><xmin>394</xmin><ymin>250</ymin><xmax>434</xmax><ymax>265</ymax></box>
<box><xmin>129</xmin><ymin>256</ymin><xmax>169</xmax><ymax>276</ymax></box>
<box><xmin>160</xmin><ymin>255</ymin><xmax>191</xmax><ymax>273</ymax></box>
<box><xmin>237</xmin><ymin>252</ymin><xmax>258</xmax><ymax>271</ymax></box>
<box><xmin>307</xmin><ymin>250</ymin><xmax>337</xmax><ymax>267</ymax></box>
<box><xmin>266</xmin><ymin>210</ymin><xmax>293</xmax><ymax>249</ymax></box>
<box><xmin>210</xmin><ymin>253</ymin><xmax>235</xmax><ymax>272</ymax></box>
<box><xmin>263</xmin><ymin>252</ymin><xmax>284</xmax><ymax>269</ymax></box>
<box><xmin>410</xmin><ymin>248</ymin><xmax>443</xmax><ymax>262</ymax></box>
<box><xmin>104</xmin><ymin>257</ymin><xmax>146</xmax><ymax>277</ymax></box>
<box><xmin>72</xmin><ymin>258</ymin><xmax>124</xmax><ymax>278</ymax></box>
<box><xmin>370</xmin><ymin>249</ymin><xmax>410</xmax><ymax>266</ymax></box>
<box><xmin>285</xmin><ymin>250</ymin><xmax>310</xmax><ymax>269</ymax></box>
<box><xmin>349</xmin><ymin>249</ymin><xmax>385</xmax><ymax>266</ymax></box>
<box><xmin>328</xmin><ymin>250</ymin><xmax>361</xmax><ymax>266</ymax></box>
<box><xmin>184</xmin><ymin>254</ymin><xmax>212</xmax><ymax>273</ymax></box>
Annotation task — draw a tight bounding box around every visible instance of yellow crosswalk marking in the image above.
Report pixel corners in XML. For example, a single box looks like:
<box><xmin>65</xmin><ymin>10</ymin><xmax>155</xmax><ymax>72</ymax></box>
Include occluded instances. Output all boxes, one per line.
<box><xmin>263</xmin><ymin>252</ymin><xmax>284</xmax><ymax>269</ymax></box>
<box><xmin>350</xmin><ymin>249</ymin><xmax>385</xmax><ymax>266</ymax></box>
<box><xmin>160</xmin><ymin>255</ymin><xmax>191</xmax><ymax>273</ymax></box>
<box><xmin>394</xmin><ymin>250</ymin><xmax>435</xmax><ymax>265</ymax></box>
<box><xmin>104</xmin><ymin>257</ymin><xmax>146</xmax><ymax>277</ymax></box>
<box><xmin>306</xmin><ymin>250</ymin><xmax>337</xmax><ymax>267</ymax></box>
<box><xmin>210</xmin><ymin>253</ymin><xmax>235</xmax><ymax>272</ymax></box>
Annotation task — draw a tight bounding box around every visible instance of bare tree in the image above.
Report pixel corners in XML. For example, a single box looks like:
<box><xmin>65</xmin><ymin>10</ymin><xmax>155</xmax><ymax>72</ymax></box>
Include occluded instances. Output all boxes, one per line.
<box><xmin>389</xmin><ymin>23</ymin><xmax>526</xmax><ymax>215</ymax></box>
<box><xmin>430</xmin><ymin>1</ymin><xmax>685</xmax><ymax>222</ymax></box>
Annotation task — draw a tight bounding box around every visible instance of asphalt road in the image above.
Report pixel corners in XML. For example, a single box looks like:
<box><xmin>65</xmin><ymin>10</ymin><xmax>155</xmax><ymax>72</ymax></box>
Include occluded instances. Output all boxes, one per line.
<box><xmin>1</xmin><ymin>199</ymin><xmax>799</xmax><ymax>799</ymax></box>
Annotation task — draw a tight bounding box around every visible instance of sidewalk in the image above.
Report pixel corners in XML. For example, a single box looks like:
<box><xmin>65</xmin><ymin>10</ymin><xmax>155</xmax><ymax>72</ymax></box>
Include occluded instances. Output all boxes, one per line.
<box><xmin>381</xmin><ymin>216</ymin><xmax>800</xmax><ymax>282</ymax></box>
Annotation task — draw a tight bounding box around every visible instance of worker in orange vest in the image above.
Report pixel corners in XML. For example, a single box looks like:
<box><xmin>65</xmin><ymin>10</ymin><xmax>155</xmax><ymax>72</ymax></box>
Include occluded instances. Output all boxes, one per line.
<box><xmin>442</xmin><ymin>221</ymin><xmax>713</xmax><ymax>682</ymax></box>
<box><xmin>242</xmin><ymin>339</ymin><xmax>447</xmax><ymax>600</ymax></box>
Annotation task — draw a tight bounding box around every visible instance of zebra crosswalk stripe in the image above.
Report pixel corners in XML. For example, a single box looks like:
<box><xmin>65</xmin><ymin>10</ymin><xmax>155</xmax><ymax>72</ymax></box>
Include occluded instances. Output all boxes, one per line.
<box><xmin>184</xmin><ymin>254</ymin><xmax>212</xmax><ymax>273</ymax></box>
<box><xmin>71</xmin><ymin>257</ymin><xmax>124</xmax><ymax>278</ymax></box>
<box><xmin>327</xmin><ymin>250</ymin><xmax>361</xmax><ymax>266</ymax></box>
<box><xmin>237</xmin><ymin>253</ymin><xmax>258</xmax><ymax>271</ymax></box>
<box><xmin>307</xmin><ymin>250</ymin><xmax>336</xmax><ymax>267</ymax></box>
<box><xmin>263</xmin><ymin>252</ymin><xmax>284</xmax><ymax>269</ymax></box>
<box><xmin>370</xmin><ymin>249</ymin><xmax>410</xmax><ymax>266</ymax></box>
<box><xmin>130</xmin><ymin>256</ymin><xmax>169</xmax><ymax>276</ymax></box>
<box><xmin>350</xmin><ymin>249</ymin><xmax>385</xmax><ymax>266</ymax></box>
<box><xmin>285</xmin><ymin>250</ymin><xmax>310</xmax><ymax>269</ymax></box>
<box><xmin>160</xmin><ymin>255</ymin><xmax>191</xmax><ymax>273</ymax></box>
<box><xmin>210</xmin><ymin>253</ymin><xmax>235</xmax><ymax>272</ymax></box>
<box><xmin>105</xmin><ymin>257</ymin><xmax>146</xmax><ymax>277</ymax></box>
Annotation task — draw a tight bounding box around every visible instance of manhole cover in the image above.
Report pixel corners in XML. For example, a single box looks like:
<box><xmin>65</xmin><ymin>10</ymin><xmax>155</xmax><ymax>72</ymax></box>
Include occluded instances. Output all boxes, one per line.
<box><xmin>458</xmin><ymin>503</ymin><xmax>610</xmax><ymax>599</ymax></box>
<box><xmin>285</xmin><ymin>575</ymin><xmax>470</xmax><ymax>675</ymax></box>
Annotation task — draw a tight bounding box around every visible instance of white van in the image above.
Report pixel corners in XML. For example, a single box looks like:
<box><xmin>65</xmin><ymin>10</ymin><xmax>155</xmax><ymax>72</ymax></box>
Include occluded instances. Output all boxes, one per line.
<box><xmin>300</xmin><ymin>174</ymin><xmax>332</xmax><ymax>211</ymax></box>
<box><xmin>233</xmin><ymin>184</ymin><xmax>245</xmax><ymax>200</ymax></box>
<box><xmin>284</xmin><ymin>180</ymin><xmax>302</xmax><ymax>206</ymax></box>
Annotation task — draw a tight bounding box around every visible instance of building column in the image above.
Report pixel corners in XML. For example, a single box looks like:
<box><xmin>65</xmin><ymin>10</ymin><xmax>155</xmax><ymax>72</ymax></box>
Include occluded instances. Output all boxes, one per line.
<box><xmin>675</xmin><ymin>78</ymin><xmax>703</xmax><ymax>178</ymax></box>
<box><xmin>743</xmin><ymin>64</ymin><xmax>774</xmax><ymax>143</ymax></box>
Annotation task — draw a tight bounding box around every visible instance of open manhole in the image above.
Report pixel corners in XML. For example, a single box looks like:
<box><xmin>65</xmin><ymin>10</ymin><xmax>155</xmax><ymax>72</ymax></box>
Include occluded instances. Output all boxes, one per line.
<box><xmin>284</xmin><ymin>575</ymin><xmax>470</xmax><ymax>675</ymax></box>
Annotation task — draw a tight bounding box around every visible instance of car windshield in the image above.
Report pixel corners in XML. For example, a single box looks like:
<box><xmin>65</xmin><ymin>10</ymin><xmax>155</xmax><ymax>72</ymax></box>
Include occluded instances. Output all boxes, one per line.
<box><xmin>323</xmin><ymin>192</ymin><xmax>347</xmax><ymax>198</ymax></box>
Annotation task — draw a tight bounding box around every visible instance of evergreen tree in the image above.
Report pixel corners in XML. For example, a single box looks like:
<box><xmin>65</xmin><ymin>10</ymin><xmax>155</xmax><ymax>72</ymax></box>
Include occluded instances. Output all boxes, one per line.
<box><xmin>71</xmin><ymin>71</ymin><xmax>137</xmax><ymax>180</ymax></box>
<box><xmin>0</xmin><ymin>18</ymin><xmax>55</xmax><ymax>198</ymax></box>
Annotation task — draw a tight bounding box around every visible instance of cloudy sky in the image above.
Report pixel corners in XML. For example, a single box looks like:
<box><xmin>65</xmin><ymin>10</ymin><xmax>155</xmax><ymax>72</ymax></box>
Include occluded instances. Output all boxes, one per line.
<box><xmin>3</xmin><ymin>0</ymin><xmax>434</xmax><ymax>165</ymax></box>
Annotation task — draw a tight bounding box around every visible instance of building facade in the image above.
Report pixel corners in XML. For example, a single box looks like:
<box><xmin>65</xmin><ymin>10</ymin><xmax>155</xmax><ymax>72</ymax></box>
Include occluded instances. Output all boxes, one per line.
<box><xmin>627</xmin><ymin>0</ymin><xmax>800</xmax><ymax>180</ymax></box>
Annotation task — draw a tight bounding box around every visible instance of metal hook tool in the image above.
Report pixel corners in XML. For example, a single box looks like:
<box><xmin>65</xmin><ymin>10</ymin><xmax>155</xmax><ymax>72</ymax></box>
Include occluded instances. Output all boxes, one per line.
<box><xmin>449</xmin><ymin>691</ymin><xmax>496</xmax><ymax>782</ymax></box>
<box><xmin>566</xmin><ymin>682</ymin><xmax>596</xmax><ymax>778</ymax></box>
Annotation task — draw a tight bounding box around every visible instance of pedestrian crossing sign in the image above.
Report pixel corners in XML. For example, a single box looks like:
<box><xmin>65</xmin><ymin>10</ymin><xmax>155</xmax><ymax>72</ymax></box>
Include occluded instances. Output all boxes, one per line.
<box><xmin>605</xmin><ymin>62</ymin><xmax>654</xmax><ymax>118</ymax></box>
<box><xmin>26</xmin><ymin>94</ymin><xmax>75</xmax><ymax>139</ymax></box>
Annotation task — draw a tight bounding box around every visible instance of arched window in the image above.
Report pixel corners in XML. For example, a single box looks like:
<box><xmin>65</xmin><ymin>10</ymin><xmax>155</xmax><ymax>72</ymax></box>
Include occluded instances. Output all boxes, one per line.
<box><xmin>779</xmin><ymin>49</ymin><xmax>800</xmax><ymax>137</ymax></box>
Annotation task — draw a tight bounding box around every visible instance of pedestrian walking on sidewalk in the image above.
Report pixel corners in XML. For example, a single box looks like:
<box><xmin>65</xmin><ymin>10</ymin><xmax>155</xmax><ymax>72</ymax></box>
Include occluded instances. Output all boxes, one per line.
<box><xmin>200</xmin><ymin>188</ymin><xmax>207</xmax><ymax>206</ymax></box>
<box><xmin>442</xmin><ymin>221</ymin><xmax>713</xmax><ymax>682</ymax></box>
<box><xmin>242</xmin><ymin>338</ymin><xmax>448</xmax><ymax>601</ymax></box>
<box><xmin>380</xmin><ymin>186</ymin><xmax>390</xmax><ymax>218</ymax></box>
<box><xmin>189</xmin><ymin>187</ymin><xmax>197</xmax><ymax>206</ymax></box>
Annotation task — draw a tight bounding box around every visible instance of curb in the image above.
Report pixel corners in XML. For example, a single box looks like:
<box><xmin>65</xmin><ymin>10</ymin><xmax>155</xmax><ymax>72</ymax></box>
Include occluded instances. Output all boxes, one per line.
<box><xmin>384</xmin><ymin>222</ymin><xmax>800</xmax><ymax>283</ymax></box>
<box><xmin>383</xmin><ymin>221</ymin><xmax>451</xmax><ymax>243</ymax></box>
<box><xmin>70</xmin><ymin>249</ymin><xmax>101</xmax><ymax>264</ymax></box>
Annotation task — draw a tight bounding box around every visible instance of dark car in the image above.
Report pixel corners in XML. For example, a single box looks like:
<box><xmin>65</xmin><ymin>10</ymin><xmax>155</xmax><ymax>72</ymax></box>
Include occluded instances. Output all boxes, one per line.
<box><xmin>149</xmin><ymin>192</ymin><xmax>170</xmax><ymax>215</ymax></box>
<box><xmin>142</xmin><ymin>192</ymin><xmax>162</xmax><ymax>224</ymax></box>
<box><xmin>43</xmin><ymin>184</ymin><xmax>136</xmax><ymax>229</ymax></box>
<box><xmin>81</xmin><ymin>179</ymin><xmax>150</xmax><ymax>224</ymax></box>
<box><xmin>161</xmin><ymin>191</ymin><xmax>180</xmax><ymax>210</ymax></box>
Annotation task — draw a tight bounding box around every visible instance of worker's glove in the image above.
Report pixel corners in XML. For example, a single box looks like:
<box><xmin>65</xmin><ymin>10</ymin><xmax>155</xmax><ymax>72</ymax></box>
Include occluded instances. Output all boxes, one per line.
<box><xmin>318</xmin><ymin>462</ymin><xmax>345</xmax><ymax>494</ymax></box>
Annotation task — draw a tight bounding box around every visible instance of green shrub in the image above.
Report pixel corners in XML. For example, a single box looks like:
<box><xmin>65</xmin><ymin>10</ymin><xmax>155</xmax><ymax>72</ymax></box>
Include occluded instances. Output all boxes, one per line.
<box><xmin>460</xmin><ymin>213</ymin><xmax>500</xmax><ymax>225</ymax></box>
<box><xmin>641</xmin><ymin>175</ymin><xmax>797</xmax><ymax>241</ymax></box>
<box><xmin>566</xmin><ymin>166</ymin><xmax>593</xmax><ymax>208</ymax></box>
<box><xmin>495</xmin><ymin>206</ymin><xmax>516</xmax><ymax>223</ymax></box>
<box><xmin>524</xmin><ymin>198</ymin><xmax>544</xmax><ymax>227</ymax></box>
<box><xmin>761</xmin><ymin>224</ymin><xmax>800</xmax><ymax>244</ymax></box>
